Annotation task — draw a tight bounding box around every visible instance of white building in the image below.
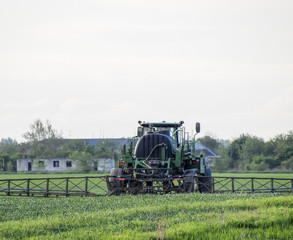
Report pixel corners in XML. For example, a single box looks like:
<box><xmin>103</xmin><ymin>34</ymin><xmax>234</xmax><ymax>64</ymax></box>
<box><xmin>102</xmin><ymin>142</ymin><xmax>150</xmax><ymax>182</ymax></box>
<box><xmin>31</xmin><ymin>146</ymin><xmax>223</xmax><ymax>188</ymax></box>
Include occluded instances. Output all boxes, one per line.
<box><xmin>17</xmin><ymin>158</ymin><xmax>115</xmax><ymax>172</ymax></box>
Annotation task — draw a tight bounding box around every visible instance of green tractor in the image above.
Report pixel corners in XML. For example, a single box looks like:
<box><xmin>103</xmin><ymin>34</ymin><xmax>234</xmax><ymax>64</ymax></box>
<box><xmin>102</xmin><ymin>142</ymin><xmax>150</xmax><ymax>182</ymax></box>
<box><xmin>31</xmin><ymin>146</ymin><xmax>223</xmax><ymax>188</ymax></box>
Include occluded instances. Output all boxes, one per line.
<box><xmin>108</xmin><ymin>121</ymin><xmax>212</xmax><ymax>194</ymax></box>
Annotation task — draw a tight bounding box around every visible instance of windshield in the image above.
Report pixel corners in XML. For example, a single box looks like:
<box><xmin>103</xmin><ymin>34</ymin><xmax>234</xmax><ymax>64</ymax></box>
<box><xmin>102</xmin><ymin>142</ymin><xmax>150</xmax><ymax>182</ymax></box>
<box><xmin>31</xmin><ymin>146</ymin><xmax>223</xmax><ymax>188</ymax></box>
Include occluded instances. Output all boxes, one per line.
<box><xmin>143</xmin><ymin>127</ymin><xmax>179</xmax><ymax>144</ymax></box>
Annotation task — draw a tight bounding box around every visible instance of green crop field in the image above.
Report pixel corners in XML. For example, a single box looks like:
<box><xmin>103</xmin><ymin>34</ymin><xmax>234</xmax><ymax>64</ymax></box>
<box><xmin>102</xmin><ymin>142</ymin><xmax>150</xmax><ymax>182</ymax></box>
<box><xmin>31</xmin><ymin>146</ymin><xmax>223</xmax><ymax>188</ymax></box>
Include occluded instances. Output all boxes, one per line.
<box><xmin>0</xmin><ymin>172</ymin><xmax>293</xmax><ymax>239</ymax></box>
<box><xmin>213</xmin><ymin>172</ymin><xmax>293</xmax><ymax>179</ymax></box>
<box><xmin>0</xmin><ymin>193</ymin><xmax>293</xmax><ymax>239</ymax></box>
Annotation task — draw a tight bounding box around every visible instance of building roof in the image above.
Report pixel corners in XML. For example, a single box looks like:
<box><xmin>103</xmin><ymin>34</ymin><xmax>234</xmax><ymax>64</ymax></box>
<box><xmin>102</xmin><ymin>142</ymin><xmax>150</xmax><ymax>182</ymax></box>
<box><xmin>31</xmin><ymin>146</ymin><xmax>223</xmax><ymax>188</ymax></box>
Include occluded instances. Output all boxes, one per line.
<box><xmin>83</xmin><ymin>138</ymin><xmax>132</xmax><ymax>147</ymax></box>
<box><xmin>65</xmin><ymin>138</ymin><xmax>132</xmax><ymax>147</ymax></box>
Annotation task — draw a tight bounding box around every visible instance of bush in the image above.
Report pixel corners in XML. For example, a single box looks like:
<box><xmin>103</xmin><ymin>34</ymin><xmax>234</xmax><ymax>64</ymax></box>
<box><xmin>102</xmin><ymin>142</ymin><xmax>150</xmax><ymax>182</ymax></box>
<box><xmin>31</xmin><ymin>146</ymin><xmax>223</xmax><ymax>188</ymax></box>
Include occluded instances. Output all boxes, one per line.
<box><xmin>246</xmin><ymin>155</ymin><xmax>271</xmax><ymax>171</ymax></box>
<box><xmin>281</xmin><ymin>156</ymin><xmax>293</xmax><ymax>170</ymax></box>
<box><xmin>69</xmin><ymin>151</ymin><xmax>94</xmax><ymax>172</ymax></box>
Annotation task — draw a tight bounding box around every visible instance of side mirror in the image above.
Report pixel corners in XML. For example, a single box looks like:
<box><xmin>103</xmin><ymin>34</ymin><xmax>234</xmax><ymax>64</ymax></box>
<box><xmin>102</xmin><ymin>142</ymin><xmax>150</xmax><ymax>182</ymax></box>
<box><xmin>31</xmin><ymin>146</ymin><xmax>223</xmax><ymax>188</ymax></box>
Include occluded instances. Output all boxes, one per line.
<box><xmin>137</xmin><ymin>127</ymin><xmax>143</xmax><ymax>137</ymax></box>
<box><xmin>195</xmin><ymin>122</ymin><xmax>200</xmax><ymax>133</ymax></box>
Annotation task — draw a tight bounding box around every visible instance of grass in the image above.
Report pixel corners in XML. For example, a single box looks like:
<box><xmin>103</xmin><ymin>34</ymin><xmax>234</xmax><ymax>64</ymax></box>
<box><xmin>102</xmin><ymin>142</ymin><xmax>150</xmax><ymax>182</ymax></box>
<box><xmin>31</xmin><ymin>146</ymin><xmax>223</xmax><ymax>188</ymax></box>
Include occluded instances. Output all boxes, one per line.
<box><xmin>0</xmin><ymin>193</ymin><xmax>293</xmax><ymax>239</ymax></box>
<box><xmin>213</xmin><ymin>172</ymin><xmax>293</xmax><ymax>179</ymax></box>
<box><xmin>0</xmin><ymin>172</ymin><xmax>293</xmax><ymax>239</ymax></box>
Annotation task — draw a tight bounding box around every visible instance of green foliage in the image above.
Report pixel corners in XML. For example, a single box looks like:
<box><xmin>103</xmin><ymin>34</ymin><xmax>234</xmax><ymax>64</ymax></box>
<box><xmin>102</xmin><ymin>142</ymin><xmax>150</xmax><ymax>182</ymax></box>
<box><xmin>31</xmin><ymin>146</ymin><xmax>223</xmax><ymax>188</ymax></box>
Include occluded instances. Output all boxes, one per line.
<box><xmin>198</xmin><ymin>135</ymin><xmax>219</xmax><ymax>151</ymax></box>
<box><xmin>59</xmin><ymin>139</ymin><xmax>85</xmax><ymax>158</ymax></box>
<box><xmin>227</xmin><ymin>134</ymin><xmax>265</xmax><ymax>170</ymax></box>
<box><xmin>0</xmin><ymin>193</ymin><xmax>292</xmax><ymax>239</ymax></box>
<box><xmin>20</xmin><ymin>120</ymin><xmax>117</xmax><ymax>161</ymax></box>
<box><xmin>281</xmin><ymin>156</ymin><xmax>293</xmax><ymax>170</ymax></box>
<box><xmin>246</xmin><ymin>155</ymin><xmax>270</xmax><ymax>171</ymax></box>
<box><xmin>276</xmin><ymin>146</ymin><xmax>293</xmax><ymax>166</ymax></box>
<box><xmin>214</xmin><ymin>148</ymin><xmax>230</xmax><ymax>171</ymax></box>
<box><xmin>0</xmin><ymin>138</ymin><xmax>18</xmax><ymax>155</ymax></box>
<box><xmin>94</xmin><ymin>139</ymin><xmax>116</xmax><ymax>158</ymax></box>
<box><xmin>22</xmin><ymin>119</ymin><xmax>62</xmax><ymax>142</ymax></box>
<box><xmin>6</xmin><ymin>160</ymin><xmax>15</xmax><ymax>172</ymax></box>
<box><xmin>22</xmin><ymin>119</ymin><xmax>63</xmax><ymax>159</ymax></box>
<box><xmin>33</xmin><ymin>160</ymin><xmax>47</xmax><ymax>171</ymax></box>
<box><xmin>212</xmin><ymin>131</ymin><xmax>293</xmax><ymax>171</ymax></box>
<box><xmin>0</xmin><ymin>139</ymin><xmax>20</xmax><ymax>172</ymax></box>
<box><xmin>69</xmin><ymin>151</ymin><xmax>94</xmax><ymax>172</ymax></box>
<box><xmin>65</xmin><ymin>140</ymin><xmax>117</xmax><ymax>172</ymax></box>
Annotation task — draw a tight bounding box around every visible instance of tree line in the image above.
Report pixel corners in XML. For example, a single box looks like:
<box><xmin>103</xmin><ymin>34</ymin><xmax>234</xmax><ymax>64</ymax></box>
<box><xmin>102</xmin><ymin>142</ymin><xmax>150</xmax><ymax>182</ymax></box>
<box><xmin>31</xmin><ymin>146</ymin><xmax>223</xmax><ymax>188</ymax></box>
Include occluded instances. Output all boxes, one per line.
<box><xmin>198</xmin><ymin>132</ymin><xmax>293</xmax><ymax>171</ymax></box>
<box><xmin>0</xmin><ymin>119</ymin><xmax>292</xmax><ymax>172</ymax></box>
<box><xmin>0</xmin><ymin>119</ymin><xmax>119</xmax><ymax>172</ymax></box>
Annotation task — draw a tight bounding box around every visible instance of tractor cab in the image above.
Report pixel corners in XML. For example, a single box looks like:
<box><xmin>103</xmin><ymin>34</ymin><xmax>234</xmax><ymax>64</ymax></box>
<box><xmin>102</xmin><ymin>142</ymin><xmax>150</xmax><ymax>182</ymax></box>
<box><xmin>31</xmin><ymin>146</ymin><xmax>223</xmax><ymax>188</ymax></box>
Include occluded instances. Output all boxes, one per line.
<box><xmin>137</xmin><ymin>121</ymin><xmax>184</xmax><ymax>147</ymax></box>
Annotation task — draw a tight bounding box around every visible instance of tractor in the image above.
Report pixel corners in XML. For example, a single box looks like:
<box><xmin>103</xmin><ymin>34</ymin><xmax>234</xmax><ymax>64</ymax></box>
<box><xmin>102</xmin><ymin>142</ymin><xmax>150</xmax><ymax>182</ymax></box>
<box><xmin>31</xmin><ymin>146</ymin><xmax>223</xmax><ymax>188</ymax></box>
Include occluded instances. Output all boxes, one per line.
<box><xmin>108</xmin><ymin>121</ymin><xmax>212</xmax><ymax>194</ymax></box>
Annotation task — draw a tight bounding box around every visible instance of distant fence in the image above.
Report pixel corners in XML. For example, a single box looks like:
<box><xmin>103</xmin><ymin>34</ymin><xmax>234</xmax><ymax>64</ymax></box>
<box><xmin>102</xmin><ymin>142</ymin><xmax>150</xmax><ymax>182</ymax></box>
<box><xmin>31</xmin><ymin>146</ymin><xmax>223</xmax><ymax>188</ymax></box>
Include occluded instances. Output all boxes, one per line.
<box><xmin>206</xmin><ymin>177</ymin><xmax>293</xmax><ymax>193</ymax></box>
<box><xmin>0</xmin><ymin>176</ymin><xmax>110</xmax><ymax>197</ymax></box>
<box><xmin>0</xmin><ymin>176</ymin><xmax>292</xmax><ymax>197</ymax></box>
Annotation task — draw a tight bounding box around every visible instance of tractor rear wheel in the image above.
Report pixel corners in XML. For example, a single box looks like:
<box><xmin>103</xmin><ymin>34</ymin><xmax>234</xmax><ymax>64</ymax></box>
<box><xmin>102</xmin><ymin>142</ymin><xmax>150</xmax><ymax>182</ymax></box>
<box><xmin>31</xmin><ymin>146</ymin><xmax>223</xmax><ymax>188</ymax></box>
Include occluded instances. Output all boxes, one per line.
<box><xmin>198</xmin><ymin>168</ymin><xmax>212</xmax><ymax>193</ymax></box>
<box><xmin>108</xmin><ymin>168</ymin><xmax>123</xmax><ymax>195</ymax></box>
<box><xmin>109</xmin><ymin>168</ymin><xmax>122</xmax><ymax>183</ymax></box>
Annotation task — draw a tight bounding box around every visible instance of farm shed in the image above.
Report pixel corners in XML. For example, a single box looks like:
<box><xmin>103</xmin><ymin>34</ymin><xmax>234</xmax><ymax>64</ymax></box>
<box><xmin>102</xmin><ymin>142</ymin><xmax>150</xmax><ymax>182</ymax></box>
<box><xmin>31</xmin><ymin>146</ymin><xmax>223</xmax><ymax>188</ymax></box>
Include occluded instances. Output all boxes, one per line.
<box><xmin>17</xmin><ymin>158</ymin><xmax>114</xmax><ymax>172</ymax></box>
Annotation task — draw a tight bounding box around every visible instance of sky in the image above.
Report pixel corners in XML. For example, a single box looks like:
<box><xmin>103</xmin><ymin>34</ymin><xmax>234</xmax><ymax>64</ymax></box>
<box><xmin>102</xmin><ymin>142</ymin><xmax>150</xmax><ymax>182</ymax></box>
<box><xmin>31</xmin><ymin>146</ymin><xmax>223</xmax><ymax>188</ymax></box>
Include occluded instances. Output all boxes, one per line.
<box><xmin>0</xmin><ymin>0</ymin><xmax>292</xmax><ymax>142</ymax></box>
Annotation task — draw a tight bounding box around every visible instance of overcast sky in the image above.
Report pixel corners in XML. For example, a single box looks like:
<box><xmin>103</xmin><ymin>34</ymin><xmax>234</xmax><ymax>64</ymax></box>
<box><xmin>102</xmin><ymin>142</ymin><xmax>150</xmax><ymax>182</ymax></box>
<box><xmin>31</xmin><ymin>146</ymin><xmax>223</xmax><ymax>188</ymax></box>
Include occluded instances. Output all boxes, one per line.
<box><xmin>0</xmin><ymin>0</ymin><xmax>292</xmax><ymax>142</ymax></box>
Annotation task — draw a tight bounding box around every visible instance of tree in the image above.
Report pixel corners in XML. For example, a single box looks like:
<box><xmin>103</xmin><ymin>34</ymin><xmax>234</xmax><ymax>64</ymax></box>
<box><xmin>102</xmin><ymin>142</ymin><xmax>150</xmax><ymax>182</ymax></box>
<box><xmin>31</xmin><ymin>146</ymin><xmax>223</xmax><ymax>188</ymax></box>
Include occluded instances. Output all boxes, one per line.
<box><xmin>69</xmin><ymin>151</ymin><xmax>94</xmax><ymax>172</ymax></box>
<box><xmin>281</xmin><ymin>156</ymin><xmax>293</xmax><ymax>170</ymax></box>
<box><xmin>60</xmin><ymin>139</ymin><xmax>85</xmax><ymax>158</ymax></box>
<box><xmin>0</xmin><ymin>138</ymin><xmax>18</xmax><ymax>155</ymax></box>
<box><xmin>227</xmin><ymin>134</ymin><xmax>265</xmax><ymax>170</ymax></box>
<box><xmin>264</xmin><ymin>131</ymin><xmax>293</xmax><ymax>169</ymax></box>
<box><xmin>228</xmin><ymin>134</ymin><xmax>248</xmax><ymax>170</ymax></box>
<box><xmin>214</xmin><ymin>147</ymin><xmax>231</xmax><ymax>171</ymax></box>
<box><xmin>95</xmin><ymin>140</ymin><xmax>116</xmax><ymax>158</ymax></box>
<box><xmin>246</xmin><ymin>155</ymin><xmax>271</xmax><ymax>171</ymax></box>
<box><xmin>22</xmin><ymin>119</ymin><xmax>63</xmax><ymax>158</ymax></box>
<box><xmin>198</xmin><ymin>135</ymin><xmax>219</xmax><ymax>152</ymax></box>
<box><xmin>23</xmin><ymin>119</ymin><xmax>62</xmax><ymax>142</ymax></box>
<box><xmin>0</xmin><ymin>138</ymin><xmax>20</xmax><ymax>172</ymax></box>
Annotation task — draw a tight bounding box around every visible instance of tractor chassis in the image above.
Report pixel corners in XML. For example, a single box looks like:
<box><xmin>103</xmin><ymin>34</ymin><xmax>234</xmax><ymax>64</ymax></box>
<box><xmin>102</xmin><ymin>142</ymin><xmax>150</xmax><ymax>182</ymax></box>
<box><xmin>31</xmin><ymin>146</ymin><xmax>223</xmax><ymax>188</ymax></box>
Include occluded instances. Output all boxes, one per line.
<box><xmin>107</xmin><ymin>168</ymin><xmax>202</xmax><ymax>195</ymax></box>
<box><xmin>107</xmin><ymin>177</ymin><xmax>190</xmax><ymax>195</ymax></box>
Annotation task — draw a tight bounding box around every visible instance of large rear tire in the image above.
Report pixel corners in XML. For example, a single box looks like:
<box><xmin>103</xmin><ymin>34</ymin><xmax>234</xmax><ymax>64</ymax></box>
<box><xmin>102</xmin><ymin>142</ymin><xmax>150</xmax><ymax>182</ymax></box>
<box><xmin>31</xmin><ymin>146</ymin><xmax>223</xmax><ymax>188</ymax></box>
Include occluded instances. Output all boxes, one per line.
<box><xmin>110</xmin><ymin>168</ymin><xmax>122</xmax><ymax>181</ymax></box>
<box><xmin>108</xmin><ymin>168</ymin><xmax>123</xmax><ymax>195</ymax></box>
<box><xmin>198</xmin><ymin>168</ymin><xmax>212</xmax><ymax>193</ymax></box>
